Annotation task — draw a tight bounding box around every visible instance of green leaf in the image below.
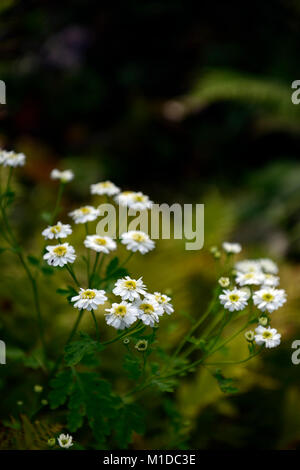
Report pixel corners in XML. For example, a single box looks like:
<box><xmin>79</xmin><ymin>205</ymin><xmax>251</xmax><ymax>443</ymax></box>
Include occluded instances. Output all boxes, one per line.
<box><xmin>48</xmin><ymin>369</ymin><xmax>74</xmax><ymax>409</ymax></box>
<box><xmin>213</xmin><ymin>369</ymin><xmax>239</xmax><ymax>394</ymax></box>
<box><xmin>114</xmin><ymin>404</ymin><xmax>145</xmax><ymax>449</ymax></box>
<box><xmin>151</xmin><ymin>378</ymin><xmax>177</xmax><ymax>393</ymax></box>
<box><xmin>122</xmin><ymin>354</ymin><xmax>141</xmax><ymax>380</ymax></box>
<box><xmin>64</xmin><ymin>332</ymin><xmax>105</xmax><ymax>366</ymax></box>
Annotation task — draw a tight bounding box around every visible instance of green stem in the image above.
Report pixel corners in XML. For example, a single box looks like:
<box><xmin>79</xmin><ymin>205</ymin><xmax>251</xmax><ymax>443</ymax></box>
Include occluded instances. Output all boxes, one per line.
<box><xmin>90</xmin><ymin>309</ymin><xmax>100</xmax><ymax>341</ymax></box>
<box><xmin>85</xmin><ymin>223</ymin><xmax>90</xmax><ymax>283</ymax></box>
<box><xmin>65</xmin><ymin>264</ymin><xmax>81</xmax><ymax>287</ymax></box>
<box><xmin>50</xmin><ymin>182</ymin><xmax>64</xmax><ymax>225</ymax></box>
<box><xmin>204</xmin><ymin>347</ymin><xmax>263</xmax><ymax>366</ymax></box>
<box><xmin>89</xmin><ymin>252</ymin><xmax>100</xmax><ymax>287</ymax></box>
<box><xmin>49</xmin><ymin>309</ymin><xmax>85</xmax><ymax>378</ymax></box>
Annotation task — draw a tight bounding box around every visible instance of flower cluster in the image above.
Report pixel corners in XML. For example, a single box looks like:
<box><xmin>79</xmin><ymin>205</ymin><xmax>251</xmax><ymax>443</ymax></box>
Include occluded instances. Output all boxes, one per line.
<box><xmin>104</xmin><ymin>276</ymin><xmax>173</xmax><ymax>330</ymax></box>
<box><xmin>0</xmin><ymin>150</ymin><xmax>26</xmax><ymax>167</ymax></box>
<box><xmin>219</xmin><ymin>243</ymin><xmax>286</xmax><ymax>349</ymax></box>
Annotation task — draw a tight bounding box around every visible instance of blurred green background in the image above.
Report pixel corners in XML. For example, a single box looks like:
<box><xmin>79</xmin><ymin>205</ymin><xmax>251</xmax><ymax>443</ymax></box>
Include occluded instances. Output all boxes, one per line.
<box><xmin>1</xmin><ymin>0</ymin><xmax>300</xmax><ymax>449</ymax></box>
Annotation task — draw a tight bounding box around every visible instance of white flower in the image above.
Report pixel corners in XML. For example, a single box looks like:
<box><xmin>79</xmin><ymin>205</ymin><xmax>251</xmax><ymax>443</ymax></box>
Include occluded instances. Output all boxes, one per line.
<box><xmin>128</xmin><ymin>192</ymin><xmax>153</xmax><ymax>210</ymax></box>
<box><xmin>50</xmin><ymin>168</ymin><xmax>74</xmax><ymax>183</ymax></box>
<box><xmin>71</xmin><ymin>288</ymin><xmax>107</xmax><ymax>311</ymax></box>
<box><xmin>258</xmin><ymin>258</ymin><xmax>279</xmax><ymax>275</ymax></box>
<box><xmin>91</xmin><ymin>181</ymin><xmax>120</xmax><ymax>196</ymax></box>
<box><xmin>115</xmin><ymin>191</ymin><xmax>136</xmax><ymax>206</ymax></box>
<box><xmin>253</xmin><ymin>287</ymin><xmax>287</xmax><ymax>313</ymax></box>
<box><xmin>254</xmin><ymin>325</ymin><xmax>281</xmax><ymax>349</ymax></box>
<box><xmin>57</xmin><ymin>433</ymin><xmax>73</xmax><ymax>449</ymax></box>
<box><xmin>219</xmin><ymin>288</ymin><xmax>249</xmax><ymax>312</ymax></box>
<box><xmin>234</xmin><ymin>260</ymin><xmax>261</xmax><ymax>274</ymax></box>
<box><xmin>43</xmin><ymin>243</ymin><xmax>76</xmax><ymax>267</ymax></box>
<box><xmin>1</xmin><ymin>150</ymin><xmax>26</xmax><ymax>167</ymax></box>
<box><xmin>42</xmin><ymin>221</ymin><xmax>72</xmax><ymax>240</ymax></box>
<box><xmin>121</xmin><ymin>231</ymin><xmax>155</xmax><ymax>254</ymax></box>
<box><xmin>84</xmin><ymin>235</ymin><xmax>116</xmax><ymax>254</ymax></box>
<box><xmin>69</xmin><ymin>205</ymin><xmax>100</xmax><ymax>224</ymax></box>
<box><xmin>134</xmin><ymin>298</ymin><xmax>163</xmax><ymax>326</ymax></box>
<box><xmin>262</xmin><ymin>273</ymin><xmax>280</xmax><ymax>287</ymax></box>
<box><xmin>146</xmin><ymin>292</ymin><xmax>174</xmax><ymax>315</ymax></box>
<box><xmin>113</xmin><ymin>276</ymin><xmax>147</xmax><ymax>301</ymax></box>
<box><xmin>236</xmin><ymin>271</ymin><xmax>265</xmax><ymax>286</ymax></box>
<box><xmin>105</xmin><ymin>301</ymin><xmax>138</xmax><ymax>330</ymax></box>
<box><xmin>222</xmin><ymin>242</ymin><xmax>242</xmax><ymax>254</ymax></box>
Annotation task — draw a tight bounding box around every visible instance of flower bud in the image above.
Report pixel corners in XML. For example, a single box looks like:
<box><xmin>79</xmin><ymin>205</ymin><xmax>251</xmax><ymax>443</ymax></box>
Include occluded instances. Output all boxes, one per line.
<box><xmin>135</xmin><ymin>339</ymin><xmax>148</xmax><ymax>352</ymax></box>
<box><xmin>244</xmin><ymin>330</ymin><xmax>255</xmax><ymax>342</ymax></box>
<box><xmin>258</xmin><ymin>316</ymin><xmax>268</xmax><ymax>326</ymax></box>
<box><xmin>218</xmin><ymin>277</ymin><xmax>230</xmax><ymax>288</ymax></box>
<box><xmin>48</xmin><ymin>438</ymin><xmax>56</xmax><ymax>447</ymax></box>
<box><xmin>123</xmin><ymin>338</ymin><xmax>130</xmax><ymax>345</ymax></box>
<box><xmin>34</xmin><ymin>385</ymin><xmax>43</xmax><ymax>393</ymax></box>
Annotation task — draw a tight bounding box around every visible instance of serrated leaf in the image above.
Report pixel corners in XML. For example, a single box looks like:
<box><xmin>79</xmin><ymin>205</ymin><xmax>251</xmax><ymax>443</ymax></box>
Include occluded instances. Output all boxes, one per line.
<box><xmin>213</xmin><ymin>369</ymin><xmax>239</xmax><ymax>394</ymax></box>
<box><xmin>48</xmin><ymin>369</ymin><xmax>74</xmax><ymax>409</ymax></box>
<box><xmin>114</xmin><ymin>404</ymin><xmax>145</xmax><ymax>449</ymax></box>
<box><xmin>64</xmin><ymin>332</ymin><xmax>105</xmax><ymax>366</ymax></box>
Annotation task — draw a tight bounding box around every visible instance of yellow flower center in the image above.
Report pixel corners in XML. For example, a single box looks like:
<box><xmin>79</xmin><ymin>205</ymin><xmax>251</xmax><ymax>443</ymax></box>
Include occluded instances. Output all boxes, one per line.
<box><xmin>80</xmin><ymin>207</ymin><xmax>91</xmax><ymax>214</ymax></box>
<box><xmin>101</xmin><ymin>182</ymin><xmax>112</xmax><ymax>188</ymax></box>
<box><xmin>124</xmin><ymin>280</ymin><xmax>137</xmax><ymax>289</ymax></box>
<box><xmin>245</xmin><ymin>273</ymin><xmax>254</xmax><ymax>279</ymax></box>
<box><xmin>132</xmin><ymin>233</ymin><xmax>146</xmax><ymax>242</ymax></box>
<box><xmin>81</xmin><ymin>290</ymin><xmax>96</xmax><ymax>299</ymax></box>
<box><xmin>262</xmin><ymin>293</ymin><xmax>274</xmax><ymax>302</ymax></box>
<box><xmin>95</xmin><ymin>238</ymin><xmax>107</xmax><ymax>245</ymax></box>
<box><xmin>229</xmin><ymin>294</ymin><xmax>239</xmax><ymax>302</ymax></box>
<box><xmin>51</xmin><ymin>225</ymin><xmax>61</xmax><ymax>234</ymax></box>
<box><xmin>262</xmin><ymin>331</ymin><xmax>273</xmax><ymax>339</ymax></box>
<box><xmin>133</xmin><ymin>195</ymin><xmax>145</xmax><ymax>202</ymax></box>
<box><xmin>115</xmin><ymin>305</ymin><xmax>127</xmax><ymax>316</ymax></box>
<box><xmin>140</xmin><ymin>303</ymin><xmax>154</xmax><ymax>314</ymax></box>
<box><xmin>53</xmin><ymin>246</ymin><xmax>67</xmax><ymax>256</ymax></box>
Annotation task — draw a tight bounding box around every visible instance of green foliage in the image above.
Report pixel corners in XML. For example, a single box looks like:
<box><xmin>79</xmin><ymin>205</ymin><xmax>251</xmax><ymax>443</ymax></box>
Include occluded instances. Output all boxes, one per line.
<box><xmin>114</xmin><ymin>404</ymin><xmax>145</xmax><ymax>449</ymax></box>
<box><xmin>213</xmin><ymin>369</ymin><xmax>239</xmax><ymax>394</ymax></box>
<box><xmin>64</xmin><ymin>332</ymin><xmax>105</xmax><ymax>366</ymax></box>
<box><xmin>123</xmin><ymin>354</ymin><xmax>142</xmax><ymax>380</ymax></box>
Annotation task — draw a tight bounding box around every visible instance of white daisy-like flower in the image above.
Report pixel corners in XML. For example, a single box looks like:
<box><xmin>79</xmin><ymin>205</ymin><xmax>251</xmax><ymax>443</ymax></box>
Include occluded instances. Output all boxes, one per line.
<box><xmin>115</xmin><ymin>191</ymin><xmax>136</xmax><ymax>206</ymax></box>
<box><xmin>42</xmin><ymin>221</ymin><xmax>72</xmax><ymax>240</ymax></box>
<box><xmin>134</xmin><ymin>298</ymin><xmax>164</xmax><ymax>326</ymax></box>
<box><xmin>69</xmin><ymin>205</ymin><xmax>100</xmax><ymax>224</ymax></box>
<box><xmin>71</xmin><ymin>288</ymin><xmax>107</xmax><ymax>311</ymax></box>
<box><xmin>127</xmin><ymin>192</ymin><xmax>153</xmax><ymax>210</ymax></box>
<box><xmin>84</xmin><ymin>235</ymin><xmax>116</xmax><ymax>254</ymax></box>
<box><xmin>121</xmin><ymin>231</ymin><xmax>155</xmax><ymax>254</ymax></box>
<box><xmin>234</xmin><ymin>260</ymin><xmax>262</xmax><ymax>274</ymax></box>
<box><xmin>57</xmin><ymin>433</ymin><xmax>73</xmax><ymax>449</ymax></box>
<box><xmin>254</xmin><ymin>325</ymin><xmax>281</xmax><ymax>349</ymax></box>
<box><xmin>50</xmin><ymin>168</ymin><xmax>74</xmax><ymax>183</ymax></box>
<box><xmin>258</xmin><ymin>258</ymin><xmax>279</xmax><ymax>275</ymax></box>
<box><xmin>235</xmin><ymin>271</ymin><xmax>265</xmax><ymax>286</ymax></box>
<box><xmin>113</xmin><ymin>276</ymin><xmax>147</xmax><ymax>301</ymax></box>
<box><xmin>222</xmin><ymin>242</ymin><xmax>242</xmax><ymax>254</ymax></box>
<box><xmin>1</xmin><ymin>150</ymin><xmax>26</xmax><ymax>167</ymax></box>
<box><xmin>219</xmin><ymin>288</ymin><xmax>249</xmax><ymax>312</ymax></box>
<box><xmin>90</xmin><ymin>181</ymin><xmax>120</xmax><ymax>196</ymax></box>
<box><xmin>43</xmin><ymin>243</ymin><xmax>76</xmax><ymax>267</ymax></box>
<box><xmin>146</xmin><ymin>292</ymin><xmax>174</xmax><ymax>315</ymax></box>
<box><xmin>105</xmin><ymin>301</ymin><xmax>138</xmax><ymax>330</ymax></box>
<box><xmin>253</xmin><ymin>287</ymin><xmax>287</xmax><ymax>313</ymax></box>
<box><xmin>262</xmin><ymin>273</ymin><xmax>280</xmax><ymax>287</ymax></box>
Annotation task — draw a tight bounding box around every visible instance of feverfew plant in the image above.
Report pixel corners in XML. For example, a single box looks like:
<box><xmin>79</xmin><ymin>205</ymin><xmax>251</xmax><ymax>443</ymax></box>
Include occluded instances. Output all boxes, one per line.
<box><xmin>0</xmin><ymin>149</ymin><xmax>287</xmax><ymax>450</ymax></box>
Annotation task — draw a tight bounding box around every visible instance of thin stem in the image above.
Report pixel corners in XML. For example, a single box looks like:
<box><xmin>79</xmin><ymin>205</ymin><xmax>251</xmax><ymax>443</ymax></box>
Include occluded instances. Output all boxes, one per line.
<box><xmin>85</xmin><ymin>223</ymin><xmax>90</xmax><ymax>283</ymax></box>
<box><xmin>204</xmin><ymin>347</ymin><xmax>263</xmax><ymax>366</ymax></box>
<box><xmin>50</xmin><ymin>182</ymin><xmax>64</xmax><ymax>225</ymax></box>
<box><xmin>65</xmin><ymin>264</ymin><xmax>81</xmax><ymax>287</ymax></box>
<box><xmin>49</xmin><ymin>309</ymin><xmax>84</xmax><ymax>378</ymax></box>
<box><xmin>89</xmin><ymin>252</ymin><xmax>100</xmax><ymax>287</ymax></box>
<box><xmin>90</xmin><ymin>309</ymin><xmax>100</xmax><ymax>341</ymax></box>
